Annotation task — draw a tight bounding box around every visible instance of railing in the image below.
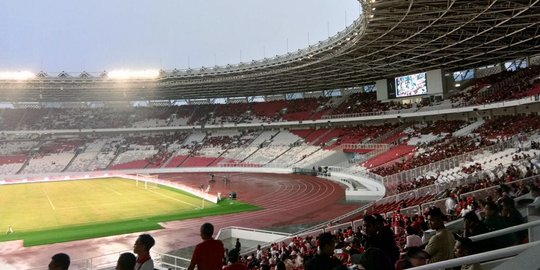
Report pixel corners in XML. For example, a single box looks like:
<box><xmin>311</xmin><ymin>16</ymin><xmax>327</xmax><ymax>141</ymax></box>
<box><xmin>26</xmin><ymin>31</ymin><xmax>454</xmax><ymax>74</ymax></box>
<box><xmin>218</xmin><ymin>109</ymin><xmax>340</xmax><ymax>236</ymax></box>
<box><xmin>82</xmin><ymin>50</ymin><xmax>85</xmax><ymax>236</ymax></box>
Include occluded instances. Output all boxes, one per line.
<box><xmin>409</xmin><ymin>220</ymin><xmax>540</xmax><ymax>270</ymax></box>
<box><xmin>216</xmin><ymin>226</ymin><xmax>292</xmax><ymax>239</ymax></box>
<box><xmin>335</xmin><ymin>143</ymin><xmax>390</xmax><ymax>150</ymax></box>
<box><xmin>409</xmin><ymin>241</ymin><xmax>540</xmax><ymax>270</ymax></box>
<box><xmin>381</xmin><ymin>138</ymin><xmax>519</xmax><ymax>189</ymax></box>
<box><xmin>420</xmin><ymin>174</ymin><xmax>538</xmax><ymax>215</ymax></box>
<box><xmin>156</xmin><ymin>252</ymin><xmax>192</xmax><ymax>270</ymax></box>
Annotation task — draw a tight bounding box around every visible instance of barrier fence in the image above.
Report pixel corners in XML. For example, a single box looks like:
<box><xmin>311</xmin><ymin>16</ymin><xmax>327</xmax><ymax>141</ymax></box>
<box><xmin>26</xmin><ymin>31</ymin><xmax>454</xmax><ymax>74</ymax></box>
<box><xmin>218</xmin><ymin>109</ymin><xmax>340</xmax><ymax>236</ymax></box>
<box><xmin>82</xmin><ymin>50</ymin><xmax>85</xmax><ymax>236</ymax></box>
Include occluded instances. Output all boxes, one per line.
<box><xmin>381</xmin><ymin>138</ymin><xmax>519</xmax><ymax>192</ymax></box>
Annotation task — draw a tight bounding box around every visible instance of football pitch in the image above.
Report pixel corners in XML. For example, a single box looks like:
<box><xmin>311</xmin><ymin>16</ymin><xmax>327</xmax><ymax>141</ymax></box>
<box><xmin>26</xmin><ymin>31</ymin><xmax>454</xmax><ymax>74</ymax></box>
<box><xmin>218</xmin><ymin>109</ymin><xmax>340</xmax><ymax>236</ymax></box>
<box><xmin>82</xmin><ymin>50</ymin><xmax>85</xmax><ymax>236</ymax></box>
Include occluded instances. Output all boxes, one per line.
<box><xmin>0</xmin><ymin>177</ymin><xmax>260</xmax><ymax>246</ymax></box>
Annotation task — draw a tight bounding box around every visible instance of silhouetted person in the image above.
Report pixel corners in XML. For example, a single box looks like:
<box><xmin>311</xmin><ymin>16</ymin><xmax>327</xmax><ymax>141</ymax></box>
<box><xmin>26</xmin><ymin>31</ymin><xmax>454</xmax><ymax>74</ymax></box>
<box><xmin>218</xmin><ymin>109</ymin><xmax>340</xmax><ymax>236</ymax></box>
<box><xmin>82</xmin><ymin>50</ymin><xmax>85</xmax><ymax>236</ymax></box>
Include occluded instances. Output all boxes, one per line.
<box><xmin>48</xmin><ymin>253</ymin><xmax>70</xmax><ymax>270</ymax></box>
<box><xmin>116</xmin><ymin>252</ymin><xmax>136</xmax><ymax>270</ymax></box>
<box><xmin>304</xmin><ymin>232</ymin><xmax>341</xmax><ymax>270</ymax></box>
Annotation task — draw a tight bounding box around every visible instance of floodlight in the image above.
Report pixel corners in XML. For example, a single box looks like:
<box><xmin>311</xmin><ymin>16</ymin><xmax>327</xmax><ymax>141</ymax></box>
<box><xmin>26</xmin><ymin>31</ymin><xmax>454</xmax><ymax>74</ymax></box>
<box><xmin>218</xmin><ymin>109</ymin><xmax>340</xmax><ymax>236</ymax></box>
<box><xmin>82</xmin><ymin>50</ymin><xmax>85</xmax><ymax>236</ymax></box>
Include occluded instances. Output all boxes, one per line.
<box><xmin>108</xmin><ymin>69</ymin><xmax>160</xmax><ymax>80</ymax></box>
<box><xmin>0</xmin><ymin>71</ymin><xmax>35</xmax><ymax>80</ymax></box>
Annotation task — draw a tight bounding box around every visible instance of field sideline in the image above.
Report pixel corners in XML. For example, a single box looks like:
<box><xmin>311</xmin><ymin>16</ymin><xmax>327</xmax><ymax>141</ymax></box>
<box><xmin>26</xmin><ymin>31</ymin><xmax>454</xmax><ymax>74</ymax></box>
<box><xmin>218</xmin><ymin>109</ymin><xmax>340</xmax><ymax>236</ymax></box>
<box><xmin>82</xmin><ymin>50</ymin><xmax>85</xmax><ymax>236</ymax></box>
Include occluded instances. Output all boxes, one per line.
<box><xmin>0</xmin><ymin>177</ymin><xmax>260</xmax><ymax>246</ymax></box>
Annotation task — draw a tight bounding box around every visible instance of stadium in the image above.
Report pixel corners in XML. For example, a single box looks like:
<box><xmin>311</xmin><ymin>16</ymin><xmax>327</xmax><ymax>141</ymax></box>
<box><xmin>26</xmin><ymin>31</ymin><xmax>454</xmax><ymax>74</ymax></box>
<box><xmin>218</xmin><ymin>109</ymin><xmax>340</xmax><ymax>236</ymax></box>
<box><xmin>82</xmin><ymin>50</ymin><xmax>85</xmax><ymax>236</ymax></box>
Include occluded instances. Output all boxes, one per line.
<box><xmin>1</xmin><ymin>0</ymin><xmax>540</xmax><ymax>269</ymax></box>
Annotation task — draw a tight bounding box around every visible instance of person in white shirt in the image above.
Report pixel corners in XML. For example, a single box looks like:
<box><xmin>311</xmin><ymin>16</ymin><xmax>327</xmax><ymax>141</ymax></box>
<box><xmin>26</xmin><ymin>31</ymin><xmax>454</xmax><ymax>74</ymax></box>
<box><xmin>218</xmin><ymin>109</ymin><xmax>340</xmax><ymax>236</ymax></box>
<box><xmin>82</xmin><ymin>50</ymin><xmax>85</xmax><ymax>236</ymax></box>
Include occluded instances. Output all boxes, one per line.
<box><xmin>133</xmin><ymin>234</ymin><xmax>155</xmax><ymax>270</ymax></box>
<box><xmin>404</xmin><ymin>226</ymin><xmax>423</xmax><ymax>249</ymax></box>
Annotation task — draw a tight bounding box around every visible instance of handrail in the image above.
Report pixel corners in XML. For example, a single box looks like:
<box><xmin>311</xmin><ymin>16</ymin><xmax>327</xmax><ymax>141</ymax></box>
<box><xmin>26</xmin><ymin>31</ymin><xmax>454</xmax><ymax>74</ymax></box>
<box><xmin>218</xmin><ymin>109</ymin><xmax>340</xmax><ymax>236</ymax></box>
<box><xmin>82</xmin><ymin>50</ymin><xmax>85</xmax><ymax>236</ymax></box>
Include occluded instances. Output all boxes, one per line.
<box><xmin>470</xmin><ymin>219</ymin><xmax>540</xmax><ymax>242</ymax></box>
<box><xmin>408</xmin><ymin>241</ymin><xmax>540</xmax><ymax>270</ymax></box>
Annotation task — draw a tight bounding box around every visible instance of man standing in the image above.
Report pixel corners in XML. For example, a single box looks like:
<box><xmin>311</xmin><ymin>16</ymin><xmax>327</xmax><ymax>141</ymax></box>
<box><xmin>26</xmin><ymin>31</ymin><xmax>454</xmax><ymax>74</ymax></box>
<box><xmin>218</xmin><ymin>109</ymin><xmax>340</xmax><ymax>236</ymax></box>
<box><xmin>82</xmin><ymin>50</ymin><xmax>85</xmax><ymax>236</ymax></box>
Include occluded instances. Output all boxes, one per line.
<box><xmin>425</xmin><ymin>207</ymin><xmax>456</xmax><ymax>264</ymax></box>
<box><xmin>133</xmin><ymin>234</ymin><xmax>155</xmax><ymax>270</ymax></box>
<box><xmin>188</xmin><ymin>222</ymin><xmax>225</xmax><ymax>270</ymax></box>
<box><xmin>304</xmin><ymin>232</ymin><xmax>341</xmax><ymax>270</ymax></box>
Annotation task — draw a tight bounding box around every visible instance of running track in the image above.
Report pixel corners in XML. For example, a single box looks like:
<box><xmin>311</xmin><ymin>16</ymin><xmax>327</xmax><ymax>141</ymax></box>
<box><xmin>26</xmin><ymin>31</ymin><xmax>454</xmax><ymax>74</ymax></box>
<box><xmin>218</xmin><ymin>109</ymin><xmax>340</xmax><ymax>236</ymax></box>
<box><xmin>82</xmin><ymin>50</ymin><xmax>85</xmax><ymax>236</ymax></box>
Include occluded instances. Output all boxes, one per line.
<box><xmin>0</xmin><ymin>172</ymin><xmax>359</xmax><ymax>269</ymax></box>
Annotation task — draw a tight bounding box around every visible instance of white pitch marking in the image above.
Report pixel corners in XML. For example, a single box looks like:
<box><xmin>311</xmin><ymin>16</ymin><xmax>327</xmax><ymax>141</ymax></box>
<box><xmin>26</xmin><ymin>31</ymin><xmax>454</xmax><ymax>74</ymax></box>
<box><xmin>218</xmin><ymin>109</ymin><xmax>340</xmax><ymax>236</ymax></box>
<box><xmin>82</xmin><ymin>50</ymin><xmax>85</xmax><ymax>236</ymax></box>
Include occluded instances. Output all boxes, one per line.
<box><xmin>42</xmin><ymin>186</ymin><xmax>56</xmax><ymax>210</ymax></box>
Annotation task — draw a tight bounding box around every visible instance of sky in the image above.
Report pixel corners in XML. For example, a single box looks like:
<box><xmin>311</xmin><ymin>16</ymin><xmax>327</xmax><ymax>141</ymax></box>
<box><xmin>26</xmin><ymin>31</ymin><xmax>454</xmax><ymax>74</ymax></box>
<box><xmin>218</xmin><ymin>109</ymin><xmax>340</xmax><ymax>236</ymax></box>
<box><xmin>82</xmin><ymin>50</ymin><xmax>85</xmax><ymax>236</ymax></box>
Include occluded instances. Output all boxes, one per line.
<box><xmin>0</xmin><ymin>0</ymin><xmax>361</xmax><ymax>75</ymax></box>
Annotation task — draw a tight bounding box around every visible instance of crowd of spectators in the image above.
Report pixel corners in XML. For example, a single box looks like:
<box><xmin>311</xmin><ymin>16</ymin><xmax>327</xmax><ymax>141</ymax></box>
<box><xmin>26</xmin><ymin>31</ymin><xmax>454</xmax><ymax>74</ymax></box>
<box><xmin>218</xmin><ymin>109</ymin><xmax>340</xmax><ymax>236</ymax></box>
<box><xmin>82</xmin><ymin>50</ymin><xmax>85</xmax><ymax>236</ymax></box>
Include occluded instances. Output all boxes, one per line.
<box><xmin>372</xmin><ymin>135</ymin><xmax>493</xmax><ymax>177</ymax></box>
<box><xmin>229</xmin><ymin>180</ymin><xmax>538</xmax><ymax>270</ymax></box>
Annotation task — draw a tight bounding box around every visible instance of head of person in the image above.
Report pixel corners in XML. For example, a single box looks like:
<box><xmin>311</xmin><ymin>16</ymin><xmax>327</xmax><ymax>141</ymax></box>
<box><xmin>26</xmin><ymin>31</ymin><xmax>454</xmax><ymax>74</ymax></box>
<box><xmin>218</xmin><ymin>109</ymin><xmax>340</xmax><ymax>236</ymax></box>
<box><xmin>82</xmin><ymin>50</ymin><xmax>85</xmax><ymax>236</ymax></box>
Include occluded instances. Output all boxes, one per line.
<box><xmin>362</xmin><ymin>215</ymin><xmax>379</xmax><ymax>236</ymax></box>
<box><xmin>406</xmin><ymin>226</ymin><xmax>416</xmax><ymax>236</ymax></box>
<box><xmin>484</xmin><ymin>201</ymin><xmax>499</xmax><ymax>218</ymax></box>
<box><xmin>200</xmin><ymin>222</ymin><xmax>214</xmax><ymax>239</ymax></box>
<box><xmin>116</xmin><ymin>252</ymin><xmax>136</xmax><ymax>270</ymax></box>
<box><xmin>317</xmin><ymin>232</ymin><xmax>336</xmax><ymax>256</ymax></box>
<box><xmin>463</xmin><ymin>211</ymin><xmax>481</xmax><ymax>229</ymax></box>
<box><xmin>454</xmin><ymin>237</ymin><xmax>476</xmax><ymax>258</ymax></box>
<box><xmin>405</xmin><ymin>247</ymin><xmax>430</xmax><ymax>267</ymax></box>
<box><xmin>133</xmin><ymin>234</ymin><xmax>155</xmax><ymax>255</ymax></box>
<box><xmin>48</xmin><ymin>253</ymin><xmax>70</xmax><ymax>270</ymax></box>
<box><xmin>373</xmin><ymin>214</ymin><xmax>386</xmax><ymax>229</ymax></box>
<box><xmin>501</xmin><ymin>197</ymin><xmax>516</xmax><ymax>210</ymax></box>
<box><xmin>228</xmin><ymin>248</ymin><xmax>240</xmax><ymax>264</ymax></box>
<box><xmin>426</xmin><ymin>207</ymin><xmax>446</xmax><ymax>231</ymax></box>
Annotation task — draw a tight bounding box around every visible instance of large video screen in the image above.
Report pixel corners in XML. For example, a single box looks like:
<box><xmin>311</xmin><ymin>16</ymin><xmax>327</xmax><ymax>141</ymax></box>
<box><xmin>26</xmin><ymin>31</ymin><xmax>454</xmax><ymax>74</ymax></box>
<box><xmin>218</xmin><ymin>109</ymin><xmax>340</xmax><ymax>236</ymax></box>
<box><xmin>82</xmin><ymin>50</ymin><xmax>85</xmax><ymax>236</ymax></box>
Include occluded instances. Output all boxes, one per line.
<box><xmin>395</xmin><ymin>72</ymin><xmax>428</xmax><ymax>97</ymax></box>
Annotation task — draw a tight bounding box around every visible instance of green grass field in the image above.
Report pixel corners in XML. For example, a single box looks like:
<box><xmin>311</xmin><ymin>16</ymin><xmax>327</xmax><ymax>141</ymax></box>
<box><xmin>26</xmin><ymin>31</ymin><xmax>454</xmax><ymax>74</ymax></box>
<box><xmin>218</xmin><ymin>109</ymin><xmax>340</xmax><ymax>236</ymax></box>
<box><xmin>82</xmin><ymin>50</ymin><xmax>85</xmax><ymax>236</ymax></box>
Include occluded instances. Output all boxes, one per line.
<box><xmin>0</xmin><ymin>178</ymin><xmax>260</xmax><ymax>246</ymax></box>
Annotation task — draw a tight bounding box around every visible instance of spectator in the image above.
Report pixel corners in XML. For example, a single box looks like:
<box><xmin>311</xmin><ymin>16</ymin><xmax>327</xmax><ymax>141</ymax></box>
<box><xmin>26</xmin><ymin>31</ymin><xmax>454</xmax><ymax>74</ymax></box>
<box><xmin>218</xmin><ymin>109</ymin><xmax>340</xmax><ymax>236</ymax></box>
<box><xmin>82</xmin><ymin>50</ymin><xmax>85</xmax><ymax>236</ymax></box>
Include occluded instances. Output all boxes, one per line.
<box><xmin>223</xmin><ymin>248</ymin><xmax>248</xmax><ymax>270</ymax></box>
<box><xmin>463</xmin><ymin>211</ymin><xmax>490</xmax><ymax>253</ymax></box>
<box><xmin>454</xmin><ymin>237</ymin><xmax>483</xmax><ymax>270</ymax></box>
<box><xmin>500</xmin><ymin>197</ymin><xmax>525</xmax><ymax>242</ymax></box>
<box><xmin>399</xmin><ymin>246</ymin><xmax>430</xmax><ymax>269</ymax></box>
<box><xmin>133</xmin><ymin>234</ymin><xmax>155</xmax><ymax>270</ymax></box>
<box><xmin>357</xmin><ymin>247</ymin><xmax>394</xmax><ymax>270</ymax></box>
<box><xmin>483</xmin><ymin>201</ymin><xmax>515</xmax><ymax>247</ymax></box>
<box><xmin>425</xmin><ymin>207</ymin><xmax>456</xmax><ymax>264</ymax></box>
<box><xmin>361</xmin><ymin>215</ymin><xmax>400</xmax><ymax>266</ymax></box>
<box><xmin>188</xmin><ymin>222</ymin><xmax>225</xmax><ymax>270</ymax></box>
<box><xmin>116</xmin><ymin>252</ymin><xmax>136</xmax><ymax>270</ymax></box>
<box><xmin>48</xmin><ymin>253</ymin><xmax>70</xmax><ymax>270</ymax></box>
<box><xmin>404</xmin><ymin>226</ymin><xmax>423</xmax><ymax>249</ymax></box>
<box><xmin>445</xmin><ymin>193</ymin><xmax>457</xmax><ymax>218</ymax></box>
<box><xmin>235</xmin><ymin>238</ymin><xmax>242</xmax><ymax>250</ymax></box>
<box><xmin>304</xmin><ymin>232</ymin><xmax>341</xmax><ymax>270</ymax></box>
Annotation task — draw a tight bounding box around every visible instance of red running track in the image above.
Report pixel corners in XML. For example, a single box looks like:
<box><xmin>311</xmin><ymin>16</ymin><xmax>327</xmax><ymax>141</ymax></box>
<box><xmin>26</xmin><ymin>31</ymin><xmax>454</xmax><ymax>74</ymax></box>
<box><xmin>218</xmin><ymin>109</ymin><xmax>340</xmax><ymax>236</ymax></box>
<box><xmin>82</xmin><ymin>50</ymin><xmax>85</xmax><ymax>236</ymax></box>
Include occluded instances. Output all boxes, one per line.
<box><xmin>0</xmin><ymin>172</ymin><xmax>359</xmax><ymax>269</ymax></box>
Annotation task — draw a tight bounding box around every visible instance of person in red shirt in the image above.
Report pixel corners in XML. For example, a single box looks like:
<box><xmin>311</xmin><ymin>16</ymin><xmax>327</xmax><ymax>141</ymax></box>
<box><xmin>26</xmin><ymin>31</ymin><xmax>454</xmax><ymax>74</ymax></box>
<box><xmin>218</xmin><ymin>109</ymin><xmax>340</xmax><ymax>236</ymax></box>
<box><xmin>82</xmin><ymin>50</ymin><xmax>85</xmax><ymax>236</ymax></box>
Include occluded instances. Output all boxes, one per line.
<box><xmin>223</xmin><ymin>248</ymin><xmax>248</xmax><ymax>270</ymax></box>
<box><xmin>188</xmin><ymin>223</ymin><xmax>225</xmax><ymax>270</ymax></box>
<box><xmin>392</xmin><ymin>209</ymin><xmax>403</xmax><ymax>235</ymax></box>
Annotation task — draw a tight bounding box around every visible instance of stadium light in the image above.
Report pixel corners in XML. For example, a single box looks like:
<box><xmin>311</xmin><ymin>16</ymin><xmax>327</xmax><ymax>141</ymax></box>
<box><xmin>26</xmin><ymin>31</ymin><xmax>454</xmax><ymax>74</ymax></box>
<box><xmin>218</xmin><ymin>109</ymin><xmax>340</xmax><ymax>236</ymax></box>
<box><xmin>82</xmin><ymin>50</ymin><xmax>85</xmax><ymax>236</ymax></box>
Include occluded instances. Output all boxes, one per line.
<box><xmin>0</xmin><ymin>71</ymin><xmax>35</xmax><ymax>80</ymax></box>
<box><xmin>108</xmin><ymin>69</ymin><xmax>160</xmax><ymax>80</ymax></box>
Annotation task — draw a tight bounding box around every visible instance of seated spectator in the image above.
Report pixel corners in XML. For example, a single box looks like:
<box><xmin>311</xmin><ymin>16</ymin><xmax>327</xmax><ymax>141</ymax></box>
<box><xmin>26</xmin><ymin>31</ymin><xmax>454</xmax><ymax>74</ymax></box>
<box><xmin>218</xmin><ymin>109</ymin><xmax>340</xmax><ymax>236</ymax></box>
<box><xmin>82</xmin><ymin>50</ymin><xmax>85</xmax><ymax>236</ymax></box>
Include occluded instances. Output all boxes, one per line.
<box><xmin>483</xmin><ymin>201</ymin><xmax>515</xmax><ymax>247</ymax></box>
<box><xmin>116</xmin><ymin>252</ymin><xmax>136</xmax><ymax>270</ymax></box>
<box><xmin>133</xmin><ymin>234</ymin><xmax>155</xmax><ymax>270</ymax></box>
<box><xmin>500</xmin><ymin>197</ymin><xmax>526</xmax><ymax>242</ymax></box>
<box><xmin>304</xmin><ymin>232</ymin><xmax>341</xmax><ymax>270</ymax></box>
<box><xmin>398</xmin><ymin>246</ymin><xmax>430</xmax><ymax>269</ymax></box>
<box><xmin>404</xmin><ymin>226</ymin><xmax>423</xmax><ymax>249</ymax></box>
<box><xmin>463</xmin><ymin>211</ymin><xmax>490</xmax><ymax>253</ymax></box>
<box><xmin>357</xmin><ymin>247</ymin><xmax>394</xmax><ymax>270</ymax></box>
<box><xmin>224</xmin><ymin>248</ymin><xmax>248</xmax><ymax>270</ymax></box>
<box><xmin>361</xmin><ymin>215</ymin><xmax>400</xmax><ymax>266</ymax></box>
<box><xmin>48</xmin><ymin>253</ymin><xmax>70</xmax><ymax>270</ymax></box>
<box><xmin>454</xmin><ymin>237</ymin><xmax>483</xmax><ymax>270</ymax></box>
<box><xmin>188</xmin><ymin>222</ymin><xmax>225</xmax><ymax>270</ymax></box>
<box><xmin>425</xmin><ymin>207</ymin><xmax>456</xmax><ymax>264</ymax></box>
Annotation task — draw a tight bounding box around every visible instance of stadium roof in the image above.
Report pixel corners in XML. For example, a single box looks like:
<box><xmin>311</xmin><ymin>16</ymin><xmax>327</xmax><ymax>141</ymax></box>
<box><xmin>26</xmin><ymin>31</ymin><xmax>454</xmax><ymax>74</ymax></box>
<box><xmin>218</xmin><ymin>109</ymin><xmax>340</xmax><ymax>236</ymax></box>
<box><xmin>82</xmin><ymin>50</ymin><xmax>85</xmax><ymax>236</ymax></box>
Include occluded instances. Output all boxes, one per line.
<box><xmin>0</xmin><ymin>0</ymin><xmax>539</xmax><ymax>102</ymax></box>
